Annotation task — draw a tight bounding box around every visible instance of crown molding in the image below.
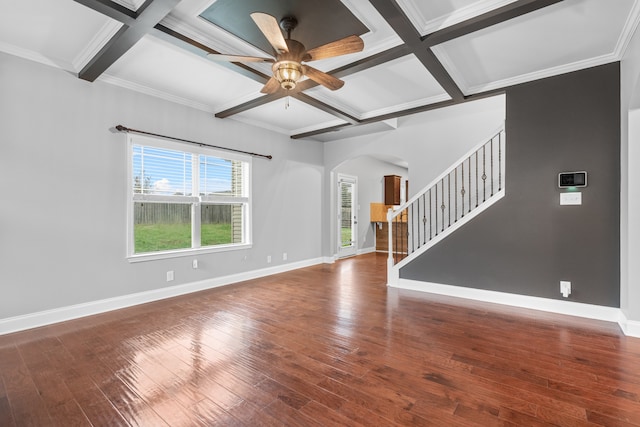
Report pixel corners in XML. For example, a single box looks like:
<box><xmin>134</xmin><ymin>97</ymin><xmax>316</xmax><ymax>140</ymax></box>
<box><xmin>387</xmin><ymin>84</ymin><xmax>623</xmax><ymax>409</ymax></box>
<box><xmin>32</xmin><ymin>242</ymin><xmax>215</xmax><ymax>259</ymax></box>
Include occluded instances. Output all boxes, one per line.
<box><xmin>614</xmin><ymin>0</ymin><xmax>640</xmax><ymax>59</ymax></box>
<box><xmin>72</xmin><ymin>20</ymin><xmax>123</xmax><ymax>71</ymax></box>
<box><xmin>99</xmin><ymin>73</ymin><xmax>217</xmax><ymax>113</ymax></box>
<box><xmin>0</xmin><ymin>42</ymin><xmax>74</xmax><ymax>72</ymax></box>
<box><xmin>464</xmin><ymin>52</ymin><xmax>620</xmax><ymax>95</ymax></box>
<box><xmin>110</xmin><ymin>0</ymin><xmax>147</xmax><ymax>12</ymax></box>
<box><xmin>396</xmin><ymin>0</ymin><xmax>518</xmax><ymax>36</ymax></box>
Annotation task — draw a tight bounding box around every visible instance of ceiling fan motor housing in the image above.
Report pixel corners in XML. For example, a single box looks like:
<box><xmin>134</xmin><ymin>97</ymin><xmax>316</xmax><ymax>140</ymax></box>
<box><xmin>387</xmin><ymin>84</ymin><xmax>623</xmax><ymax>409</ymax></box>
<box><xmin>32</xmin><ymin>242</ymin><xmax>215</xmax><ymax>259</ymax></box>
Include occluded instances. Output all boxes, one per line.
<box><xmin>273</xmin><ymin>39</ymin><xmax>308</xmax><ymax>90</ymax></box>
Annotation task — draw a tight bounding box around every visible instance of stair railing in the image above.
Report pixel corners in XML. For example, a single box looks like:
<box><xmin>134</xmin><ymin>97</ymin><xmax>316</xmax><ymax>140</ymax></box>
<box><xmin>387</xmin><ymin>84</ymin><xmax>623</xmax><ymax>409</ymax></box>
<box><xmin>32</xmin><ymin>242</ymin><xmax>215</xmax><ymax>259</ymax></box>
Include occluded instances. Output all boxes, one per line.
<box><xmin>387</xmin><ymin>128</ymin><xmax>506</xmax><ymax>283</ymax></box>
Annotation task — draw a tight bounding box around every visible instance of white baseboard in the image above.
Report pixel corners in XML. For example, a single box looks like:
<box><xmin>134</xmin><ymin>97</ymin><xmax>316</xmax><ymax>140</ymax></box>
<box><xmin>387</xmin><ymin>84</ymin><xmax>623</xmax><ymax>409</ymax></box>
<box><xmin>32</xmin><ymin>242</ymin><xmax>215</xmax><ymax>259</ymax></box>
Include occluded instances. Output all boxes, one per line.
<box><xmin>0</xmin><ymin>257</ymin><xmax>324</xmax><ymax>335</ymax></box>
<box><xmin>619</xmin><ymin>311</ymin><xmax>640</xmax><ymax>338</ymax></box>
<box><xmin>392</xmin><ymin>279</ymin><xmax>637</xmax><ymax>335</ymax></box>
<box><xmin>357</xmin><ymin>246</ymin><xmax>376</xmax><ymax>255</ymax></box>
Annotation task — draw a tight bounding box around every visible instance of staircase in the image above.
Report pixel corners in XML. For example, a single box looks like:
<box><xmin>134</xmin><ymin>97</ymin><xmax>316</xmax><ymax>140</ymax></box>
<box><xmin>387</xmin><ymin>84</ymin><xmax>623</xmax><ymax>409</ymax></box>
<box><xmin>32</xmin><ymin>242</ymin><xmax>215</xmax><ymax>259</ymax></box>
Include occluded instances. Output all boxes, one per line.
<box><xmin>387</xmin><ymin>127</ymin><xmax>506</xmax><ymax>285</ymax></box>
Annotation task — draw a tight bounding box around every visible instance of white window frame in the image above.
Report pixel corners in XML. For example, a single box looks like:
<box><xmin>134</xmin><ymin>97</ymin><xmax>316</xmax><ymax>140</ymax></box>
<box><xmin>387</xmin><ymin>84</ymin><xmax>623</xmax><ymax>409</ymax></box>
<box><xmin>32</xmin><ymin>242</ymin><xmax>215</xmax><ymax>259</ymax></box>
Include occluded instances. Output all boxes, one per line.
<box><xmin>126</xmin><ymin>134</ymin><xmax>252</xmax><ymax>262</ymax></box>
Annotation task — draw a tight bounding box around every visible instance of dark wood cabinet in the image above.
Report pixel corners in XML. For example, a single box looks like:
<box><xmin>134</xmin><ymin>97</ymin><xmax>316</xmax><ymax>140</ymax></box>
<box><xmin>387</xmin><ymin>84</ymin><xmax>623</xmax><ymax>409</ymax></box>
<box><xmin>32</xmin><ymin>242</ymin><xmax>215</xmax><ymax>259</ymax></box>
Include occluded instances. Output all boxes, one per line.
<box><xmin>384</xmin><ymin>175</ymin><xmax>401</xmax><ymax>205</ymax></box>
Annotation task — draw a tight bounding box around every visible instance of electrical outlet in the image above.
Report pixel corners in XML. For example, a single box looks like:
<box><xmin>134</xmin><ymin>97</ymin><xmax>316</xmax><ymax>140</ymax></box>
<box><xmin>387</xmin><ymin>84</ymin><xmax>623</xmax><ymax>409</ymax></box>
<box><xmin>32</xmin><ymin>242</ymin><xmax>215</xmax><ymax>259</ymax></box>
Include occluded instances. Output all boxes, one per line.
<box><xmin>192</xmin><ymin>259</ymin><xmax>198</xmax><ymax>269</ymax></box>
<box><xmin>283</xmin><ymin>252</ymin><xmax>287</xmax><ymax>261</ymax></box>
<box><xmin>267</xmin><ymin>255</ymin><xmax>272</xmax><ymax>263</ymax></box>
<box><xmin>167</xmin><ymin>271</ymin><xmax>174</xmax><ymax>282</ymax></box>
<box><xmin>560</xmin><ymin>281</ymin><xmax>571</xmax><ymax>298</ymax></box>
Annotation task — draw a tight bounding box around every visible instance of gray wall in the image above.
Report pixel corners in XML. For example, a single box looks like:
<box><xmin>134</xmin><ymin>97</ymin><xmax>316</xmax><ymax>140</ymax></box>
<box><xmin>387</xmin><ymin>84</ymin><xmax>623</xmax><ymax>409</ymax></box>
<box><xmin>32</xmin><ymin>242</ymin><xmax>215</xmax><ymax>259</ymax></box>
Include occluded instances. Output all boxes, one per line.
<box><xmin>0</xmin><ymin>53</ymin><xmax>324</xmax><ymax>319</ymax></box>
<box><xmin>401</xmin><ymin>63</ymin><xmax>621</xmax><ymax>307</ymax></box>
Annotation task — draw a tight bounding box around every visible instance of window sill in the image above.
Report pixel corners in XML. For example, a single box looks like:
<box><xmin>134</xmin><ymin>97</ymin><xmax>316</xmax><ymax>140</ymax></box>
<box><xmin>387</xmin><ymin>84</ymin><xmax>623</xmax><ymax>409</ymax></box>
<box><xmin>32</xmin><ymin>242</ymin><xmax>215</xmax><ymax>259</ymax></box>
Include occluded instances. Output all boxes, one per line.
<box><xmin>127</xmin><ymin>243</ymin><xmax>252</xmax><ymax>263</ymax></box>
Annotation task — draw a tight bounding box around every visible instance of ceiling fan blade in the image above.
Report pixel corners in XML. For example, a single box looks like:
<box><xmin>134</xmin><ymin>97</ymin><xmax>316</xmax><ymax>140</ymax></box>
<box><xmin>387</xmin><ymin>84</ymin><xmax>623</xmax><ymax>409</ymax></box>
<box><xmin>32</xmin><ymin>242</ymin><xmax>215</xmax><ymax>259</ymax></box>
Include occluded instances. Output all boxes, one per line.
<box><xmin>207</xmin><ymin>53</ymin><xmax>274</xmax><ymax>63</ymax></box>
<box><xmin>305</xmin><ymin>35</ymin><xmax>364</xmax><ymax>61</ymax></box>
<box><xmin>261</xmin><ymin>77</ymin><xmax>281</xmax><ymax>94</ymax></box>
<box><xmin>250</xmin><ymin>12</ymin><xmax>289</xmax><ymax>54</ymax></box>
<box><xmin>303</xmin><ymin>66</ymin><xmax>344</xmax><ymax>91</ymax></box>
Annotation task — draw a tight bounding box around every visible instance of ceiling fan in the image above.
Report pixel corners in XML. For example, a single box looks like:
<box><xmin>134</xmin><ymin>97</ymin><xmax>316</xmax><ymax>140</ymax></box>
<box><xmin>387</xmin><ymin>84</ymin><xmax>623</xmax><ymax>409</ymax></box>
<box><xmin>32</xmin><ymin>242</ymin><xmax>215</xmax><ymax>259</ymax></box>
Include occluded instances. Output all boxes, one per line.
<box><xmin>207</xmin><ymin>12</ymin><xmax>365</xmax><ymax>94</ymax></box>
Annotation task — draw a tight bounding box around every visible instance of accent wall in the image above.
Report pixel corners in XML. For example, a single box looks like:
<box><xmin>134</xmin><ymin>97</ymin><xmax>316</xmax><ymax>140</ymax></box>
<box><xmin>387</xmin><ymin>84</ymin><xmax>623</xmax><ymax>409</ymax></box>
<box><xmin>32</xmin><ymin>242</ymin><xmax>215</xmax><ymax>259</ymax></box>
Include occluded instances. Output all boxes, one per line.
<box><xmin>400</xmin><ymin>63</ymin><xmax>621</xmax><ymax>307</ymax></box>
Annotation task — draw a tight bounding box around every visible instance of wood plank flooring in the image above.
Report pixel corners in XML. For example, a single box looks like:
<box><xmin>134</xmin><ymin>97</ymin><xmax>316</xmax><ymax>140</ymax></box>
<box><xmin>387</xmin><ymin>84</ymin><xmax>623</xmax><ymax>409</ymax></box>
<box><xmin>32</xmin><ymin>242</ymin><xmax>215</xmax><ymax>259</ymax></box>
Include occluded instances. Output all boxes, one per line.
<box><xmin>1</xmin><ymin>253</ymin><xmax>640</xmax><ymax>426</ymax></box>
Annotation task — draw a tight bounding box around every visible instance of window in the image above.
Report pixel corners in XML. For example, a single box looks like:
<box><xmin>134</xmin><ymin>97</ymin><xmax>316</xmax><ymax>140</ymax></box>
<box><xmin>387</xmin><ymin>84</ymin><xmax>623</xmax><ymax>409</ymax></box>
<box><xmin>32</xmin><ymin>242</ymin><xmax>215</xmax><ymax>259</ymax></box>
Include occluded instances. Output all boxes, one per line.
<box><xmin>127</xmin><ymin>134</ymin><xmax>251</xmax><ymax>261</ymax></box>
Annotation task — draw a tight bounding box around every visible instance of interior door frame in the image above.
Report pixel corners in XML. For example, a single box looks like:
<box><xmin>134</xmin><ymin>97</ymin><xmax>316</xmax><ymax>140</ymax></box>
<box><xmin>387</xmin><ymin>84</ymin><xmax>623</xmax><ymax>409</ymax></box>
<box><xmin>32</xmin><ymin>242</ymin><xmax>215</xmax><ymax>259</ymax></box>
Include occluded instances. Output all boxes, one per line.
<box><xmin>337</xmin><ymin>174</ymin><xmax>358</xmax><ymax>258</ymax></box>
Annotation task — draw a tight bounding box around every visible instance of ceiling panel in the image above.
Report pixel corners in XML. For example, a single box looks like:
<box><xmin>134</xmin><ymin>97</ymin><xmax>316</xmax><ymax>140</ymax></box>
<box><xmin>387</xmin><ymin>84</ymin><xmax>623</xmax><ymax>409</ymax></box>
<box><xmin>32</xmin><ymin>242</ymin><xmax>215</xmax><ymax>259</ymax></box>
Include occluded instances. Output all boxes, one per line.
<box><xmin>199</xmin><ymin>0</ymin><xmax>369</xmax><ymax>56</ymax></box>
<box><xmin>1</xmin><ymin>0</ymin><xmax>638</xmax><ymax>141</ymax></box>
<box><xmin>104</xmin><ymin>35</ymin><xmax>264</xmax><ymax>112</ymax></box>
<box><xmin>432</xmin><ymin>0</ymin><xmax>639</xmax><ymax>94</ymax></box>
<box><xmin>306</xmin><ymin>54</ymin><xmax>450</xmax><ymax>119</ymax></box>
<box><xmin>396</xmin><ymin>0</ymin><xmax>519</xmax><ymax>35</ymax></box>
<box><xmin>163</xmin><ymin>0</ymin><xmax>403</xmax><ymax>75</ymax></box>
<box><xmin>0</xmin><ymin>0</ymin><xmax>119</xmax><ymax>71</ymax></box>
<box><xmin>231</xmin><ymin>97</ymin><xmax>347</xmax><ymax>136</ymax></box>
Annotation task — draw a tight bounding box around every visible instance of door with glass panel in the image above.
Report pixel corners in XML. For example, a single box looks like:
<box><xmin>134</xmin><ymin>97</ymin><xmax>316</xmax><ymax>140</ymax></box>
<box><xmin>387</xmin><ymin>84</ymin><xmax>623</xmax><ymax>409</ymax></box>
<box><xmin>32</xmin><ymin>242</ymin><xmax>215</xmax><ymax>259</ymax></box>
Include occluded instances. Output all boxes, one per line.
<box><xmin>337</xmin><ymin>174</ymin><xmax>357</xmax><ymax>258</ymax></box>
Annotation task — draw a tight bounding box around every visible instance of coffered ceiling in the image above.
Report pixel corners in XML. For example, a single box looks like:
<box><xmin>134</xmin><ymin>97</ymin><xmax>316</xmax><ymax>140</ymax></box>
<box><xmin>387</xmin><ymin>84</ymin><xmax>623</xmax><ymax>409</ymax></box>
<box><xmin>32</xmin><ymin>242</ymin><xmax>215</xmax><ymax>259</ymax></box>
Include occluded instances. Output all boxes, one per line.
<box><xmin>1</xmin><ymin>0</ymin><xmax>639</xmax><ymax>141</ymax></box>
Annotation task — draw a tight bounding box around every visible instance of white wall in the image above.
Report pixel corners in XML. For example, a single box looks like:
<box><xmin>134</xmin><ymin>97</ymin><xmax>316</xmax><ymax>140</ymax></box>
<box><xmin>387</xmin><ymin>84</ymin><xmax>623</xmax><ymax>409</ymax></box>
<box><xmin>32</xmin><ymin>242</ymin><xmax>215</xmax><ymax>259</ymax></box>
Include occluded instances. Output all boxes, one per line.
<box><xmin>621</xmin><ymin>23</ymin><xmax>640</xmax><ymax>324</ymax></box>
<box><xmin>0</xmin><ymin>53</ymin><xmax>324</xmax><ymax>321</ymax></box>
<box><xmin>334</xmin><ymin>156</ymin><xmax>408</xmax><ymax>252</ymax></box>
<box><xmin>322</xmin><ymin>95</ymin><xmax>506</xmax><ymax>257</ymax></box>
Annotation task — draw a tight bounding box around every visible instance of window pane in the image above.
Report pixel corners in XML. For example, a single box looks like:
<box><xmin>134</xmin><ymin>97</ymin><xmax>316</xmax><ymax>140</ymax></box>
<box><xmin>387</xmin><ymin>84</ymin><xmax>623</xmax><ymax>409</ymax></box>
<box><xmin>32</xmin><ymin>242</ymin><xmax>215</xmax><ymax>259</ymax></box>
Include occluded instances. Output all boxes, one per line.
<box><xmin>133</xmin><ymin>145</ymin><xmax>193</xmax><ymax>195</ymax></box>
<box><xmin>200</xmin><ymin>156</ymin><xmax>244</xmax><ymax>196</ymax></box>
<box><xmin>134</xmin><ymin>202</ymin><xmax>191</xmax><ymax>253</ymax></box>
<box><xmin>201</xmin><ymin>204</ymin><xmax>244</xmax><ymax>246</ymax></box>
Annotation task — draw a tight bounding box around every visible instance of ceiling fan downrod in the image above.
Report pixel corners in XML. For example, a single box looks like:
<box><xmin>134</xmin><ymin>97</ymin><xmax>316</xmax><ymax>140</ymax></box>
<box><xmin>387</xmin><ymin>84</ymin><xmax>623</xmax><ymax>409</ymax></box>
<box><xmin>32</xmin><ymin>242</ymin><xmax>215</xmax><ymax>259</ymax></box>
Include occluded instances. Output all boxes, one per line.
<box><xmin>279</xmin><ymin>16</ymin><xmax>298</xmax><ymax>40</ymax></box>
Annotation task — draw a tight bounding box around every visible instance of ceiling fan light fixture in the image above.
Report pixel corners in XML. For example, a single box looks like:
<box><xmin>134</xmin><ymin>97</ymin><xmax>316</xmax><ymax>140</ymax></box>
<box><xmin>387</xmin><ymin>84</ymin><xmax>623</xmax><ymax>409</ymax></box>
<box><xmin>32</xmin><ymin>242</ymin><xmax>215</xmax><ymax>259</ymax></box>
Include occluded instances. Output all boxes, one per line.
<box><xmin>273</xmin><ymin>60</ymin><xmax>303</xmax><ymax>90</ymax></box>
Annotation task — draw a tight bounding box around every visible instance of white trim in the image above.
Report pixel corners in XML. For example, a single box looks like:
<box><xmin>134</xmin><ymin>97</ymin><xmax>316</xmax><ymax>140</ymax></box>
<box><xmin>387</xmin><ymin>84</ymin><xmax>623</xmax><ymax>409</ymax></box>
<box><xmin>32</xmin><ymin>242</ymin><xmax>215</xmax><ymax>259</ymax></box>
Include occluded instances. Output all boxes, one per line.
<box><xmin>127</xmin><ymin>243</ymin><xmax>253</xmax><ymax>263</ymax></box>
<box><xmin>322</xmin><ymin>256</ymin><xmax>337</xmax><ymax>264</ymax></box>
<box><xmin>99</xmin><ymin>74</ymin><xmax>218</xmax><ymax>114</ymax></box>
<box><xmin>392</xmin><ymin>279</ymin><xmax>632</xmax><ymax>333</ymax></box>
<box><xmin>615</xmin><ymin>0</ymin><xmax>640</xmax><ymax>60</ymax></box>
<box><xmin>0</xmin><ymin>41</ymin><xmax>75</xmax><ymax>72</ymax></box>
<box><xmin>127</xmin><ymin>134</ymin><xmax>252</xmax><ymax>258</ymax></box>
<box><xmin>618</xmin><ymin>311</ymin><xmax>640</xmax><ymax>338</ymax></box>
<box><xmin>357</xmin><ymin>246</ymin><xmax>376</xmax><ymax>256</ymax></box>
<box><xmin>337</xmin><ymin>174</ymin><xmax>358</xmax><ymax>258</ymax></box>
<box><xmin>72</xmin><ymin>21</ymin><xmax>123</xmax><ymax>72</ymax></box>
<box><xmin>0</xmin><ymin>257</ymin><xmax>324</xmax><ymax>336</ymax></box>
<box><xmin>397</xmin><ymin>0</ymin><xmax>518</xmax><ymax>36</ymax></box>
<box><xmin>110</xmin><ymin>0</ymin><xmax>146</xmax><ymax>11</ymax></box>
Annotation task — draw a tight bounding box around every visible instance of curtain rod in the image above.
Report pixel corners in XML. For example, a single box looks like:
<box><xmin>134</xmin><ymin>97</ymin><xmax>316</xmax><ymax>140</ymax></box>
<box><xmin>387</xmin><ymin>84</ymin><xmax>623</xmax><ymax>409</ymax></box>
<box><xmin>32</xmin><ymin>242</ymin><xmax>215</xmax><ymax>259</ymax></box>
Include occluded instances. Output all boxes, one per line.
<box><xmin>115</xmin><ymin>125</ymin><xmax>272</xmax><ymax>160</ymax></box>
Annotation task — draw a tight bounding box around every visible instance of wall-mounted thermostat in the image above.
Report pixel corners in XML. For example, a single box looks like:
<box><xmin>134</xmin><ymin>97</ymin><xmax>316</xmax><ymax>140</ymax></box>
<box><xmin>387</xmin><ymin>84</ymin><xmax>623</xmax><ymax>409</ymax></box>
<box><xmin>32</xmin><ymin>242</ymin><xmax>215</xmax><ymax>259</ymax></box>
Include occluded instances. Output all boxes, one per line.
<box><xmin>558</xmin><ymin>171</ymin><xmax>587</xmax><ymax>188</ymax></box>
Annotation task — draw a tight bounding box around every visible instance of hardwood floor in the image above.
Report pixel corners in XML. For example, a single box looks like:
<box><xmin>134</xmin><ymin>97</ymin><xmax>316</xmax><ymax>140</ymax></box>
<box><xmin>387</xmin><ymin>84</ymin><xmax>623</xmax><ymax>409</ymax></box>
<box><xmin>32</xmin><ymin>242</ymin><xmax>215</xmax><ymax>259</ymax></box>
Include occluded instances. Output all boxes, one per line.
<box><xmin>1</xmin><ymin>253</ymin><xmax>640</xmax><ymax>426</ymax></box>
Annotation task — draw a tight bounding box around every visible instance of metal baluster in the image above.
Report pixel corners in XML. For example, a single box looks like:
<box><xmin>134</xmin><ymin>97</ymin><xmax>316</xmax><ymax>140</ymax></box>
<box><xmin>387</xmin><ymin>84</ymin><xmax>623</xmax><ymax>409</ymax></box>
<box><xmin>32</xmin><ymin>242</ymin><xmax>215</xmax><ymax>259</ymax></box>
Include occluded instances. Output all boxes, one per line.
<box><xmin>435</xmin><ymin>184</ymin><xmax>438</xmax><ymax>235</ymax></box>
<box><xmin>447</xmin><ymin>173</ymin><xmax>451</xmax><ymax>227</ymax></box>
<box><xmin>491</xmin><ymin>136</ymin><xmax>494</xmax><ymax>196</ymax></box>
<box><xmin>469</xmin><ymin>156</ymin><xmax>478</xmax><ymax>212</ymax></box>
<box><xmin>461</xmin><ymin>162</ymin><xmax>465</xmax><ymax>217</ymax></box>
<box><xmin>406</xmin><ymin>208</ymin><xmax>410</xmax><ymax>258</ymax></box>
<box><xmin>411</xmin><ymin>203</ymin><xmax>415</xmax><ymax>254</ymax></box>
<box><xmin>454</xmin><ymin>166</ymin><xmax>458</xmax><ymax>222</ymax></box>
<box><xmin>475</xmin><ymin>151</ymin><xmax>479</xmax><ymax>207</ymax></box>
<box><xmin>482</xmin><ymin>145</ymin><xmax>487</xmax><ymax>202</ymax></box>
<box><xmin>440</xmin><ymin>179</ymin><xmax>445</xmax><ymax>233</ymax></box>
<box><xmin>499</xmin><ymin>131</ymin><xmax>502</xmax><ymax>191</ymax></box>
<box><xmin>422</xmin><ymin>194</ymin><xmax>427</xmax><ymax>245</ymax></box>
<box><xmin>429</xmin><ymin>189</ymin><xmax>433</xmax><ymax>240</ymax></box>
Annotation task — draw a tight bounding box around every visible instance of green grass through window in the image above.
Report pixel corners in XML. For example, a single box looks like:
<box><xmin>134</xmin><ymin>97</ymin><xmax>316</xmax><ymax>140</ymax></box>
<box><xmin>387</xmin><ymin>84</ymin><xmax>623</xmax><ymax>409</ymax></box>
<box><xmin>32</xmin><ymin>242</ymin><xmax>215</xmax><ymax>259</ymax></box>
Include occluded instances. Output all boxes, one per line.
<box><xmin>134</xmin><ymin>223</ymin><xmax>232</xmax><ymax>253</ymax></box>
<box><xmin>341</xmin><ymin>227</ymin><xmax>352</xmax><ymax>247</ymax></box>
